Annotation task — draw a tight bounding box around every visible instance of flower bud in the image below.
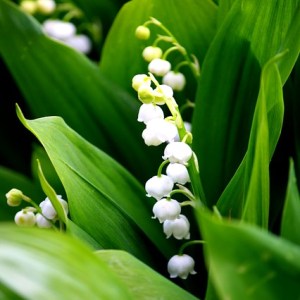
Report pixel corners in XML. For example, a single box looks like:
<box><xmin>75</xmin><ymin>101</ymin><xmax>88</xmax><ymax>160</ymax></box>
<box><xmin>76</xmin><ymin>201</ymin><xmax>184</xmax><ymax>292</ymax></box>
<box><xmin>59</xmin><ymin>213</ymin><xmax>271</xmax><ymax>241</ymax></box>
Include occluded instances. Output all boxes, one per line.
<box><xmin>138</xmin><ymin>85</ymin><xmax>155</xmax><ymax>104</ymax></box>
<box><xmin>40</xmin><ymin>196</ymin><xmax>68</xmax><ymax>220</ymax></box>
<box><xmin>152</xmin><ymin>198</ymin><xmax>181</xmax><ymax>223</ymax></box>
<box><xmin>142</xmin><ymin>46</ymin><xmax>163</xmax><ymax>62</ymax></box>
<box><xmin>142</xmin><ymin>119</ymin><xmax>178</xmax><ymax>146</ymax></box>
<box><xmin>36</xmin><ymin>0</ymin><xmax>56</xmax><ymax>14</ymax></box>
<box><xmin>163</xmin><ymin>71</ymin><xmax>186</xmax><ymax>91</ymax></box>
<box><xmin>153</xmin><ymin>85</ymin><xmax>173</xmax><ymax>105</ymax></box>
<box><xmin>145</xmin><ymin>175</ymin><xmax>174</xmax><ymax>200</ymax></box>
<box><xmin>167</xmin><ymin>254</ymin><xmax>197</xmax><ymax>279</ymax></box>
<box><xmin>20</xmin><ymin>1</ymin><xmax>37</xmax><ymax>14</ymax></box>
<box><xmin>137</xmin><ymin>104</ymin><xmax>164</xmax><ymax>124</ymax></box>
<box><xmin>163</xmin><ymin>142</ymin><xmax>193</xmax><ymax>164</ymax></box>
<box><xmin>36</xmin><ymin>213</ymin><xmax>52</xmax><ymax>228</ymax></box>
<box><xmin>43</xmin><ymin>20</ymin><xmax>76</xmax><ymax>40</ymax></box>
<box><xmin>148</xmin><ymin>58</ymin><xmax>171</xmax><ymax>76</ymax></box>
<box><xmin>166</xmin><ymin>163</ymin><xmax>190</xmax><ymax>184</ymax></box>
<box><xmin>6</xmin><ymin>188</ymin><xmax>25</xmax><ymax>207</ymax></box>
<box><xmin>163</xmin><ymin>214</ymin><xmax>190</xmax><ymax>239</ymax></box>
<box><xmin>64</xmin><ymin>34</ymin><xmax>92</xmax><ymax>54</ymax></box>
<box><xmin>135</xmin><ymin>26</ymin><xmax>150</xmax><ymax>40</ymax></box>
<box><xmin>14</xmin><ymin>210</ymin><xmax>36</xmax><ymax>227</ymax></box>
<box><xmin>132</xmin><ymin>74</ymin><xmax>151</xmax><ymax>92</ymax></box>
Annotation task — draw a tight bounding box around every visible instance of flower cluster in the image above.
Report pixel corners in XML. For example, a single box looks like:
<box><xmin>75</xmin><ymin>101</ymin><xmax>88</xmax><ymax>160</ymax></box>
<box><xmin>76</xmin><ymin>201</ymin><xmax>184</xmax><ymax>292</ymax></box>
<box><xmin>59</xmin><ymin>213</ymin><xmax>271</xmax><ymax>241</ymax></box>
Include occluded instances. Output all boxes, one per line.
<box><xmin>133</xmin><ymin>18</ymin><xmax>201</xmax><ymax>280</ymax></box>
<box><xmin>6</xmin><ymin>188</ymin><xmax>68</xmax><ymax>229</ymax></box>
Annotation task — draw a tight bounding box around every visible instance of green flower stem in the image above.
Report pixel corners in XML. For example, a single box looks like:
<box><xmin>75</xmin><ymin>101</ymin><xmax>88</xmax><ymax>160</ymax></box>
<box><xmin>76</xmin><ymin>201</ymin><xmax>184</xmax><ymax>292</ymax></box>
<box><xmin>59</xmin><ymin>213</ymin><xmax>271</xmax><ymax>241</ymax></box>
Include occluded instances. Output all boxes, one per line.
<box><xmin>157</xmin><ymin>159</ymin><xmax>170</xmax><ymax>177</ymax></box>
<box><xmin>178</xmin><ymin>240</ymin><xmax>206</xmax><ymax>255</ymax></box>
<box><xmin>169</xmin><ymin>189</ymin><xmax>195</xmax><ymax>202</ymax></box>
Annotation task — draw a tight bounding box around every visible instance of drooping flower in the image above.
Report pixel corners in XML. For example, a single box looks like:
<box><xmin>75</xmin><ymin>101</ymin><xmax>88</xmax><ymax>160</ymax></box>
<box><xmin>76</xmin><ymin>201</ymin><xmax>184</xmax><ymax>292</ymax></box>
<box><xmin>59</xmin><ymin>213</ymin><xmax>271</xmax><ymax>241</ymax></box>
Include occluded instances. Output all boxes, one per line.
<box><xmin>167</xmin><ymin>254</ymin><xmax>197</xmax><ymax>279</ymax></box>
<box><xmin>166</xmin><ymin>163</ymin><xmax>190</xmax><ymax>184</ymax></box>
<box><xmin>142</xmin><ymin>119</ymin><xmax>178</xmax><ymax>146</ymax></box>
<box><xmin>39</xmin><ymin>196</ymin><xmax>68</xmax><ymax>220</ymax></box>
<box><xmin>153</xmin><ymin>84</ymin><xmax>174</xmax><ymax>105</ymax></box>
<box><xmin>163</xmin><ymin>142</ymin><xmax>193</xmax><ymax>164</ymax></box>
<box><xmin>135</xmin><ymin>26</ymin><xmax>150</xmax><ymax>40</ymax></box>
<box><xmin>163</xmin><ymin>71</ymin><xmax>186</xmax><ymax>91</ymax></box>
<box><xmin>163</xmin><ymin>214</ymin><xmax>190</xmax><ymax>239</ymax></box>
<box><xmin>148</xmin><ymin>58</ymin><xmax>171</xmax><ymax>76</ymax></box>
<box><xmin>142</xmin><ymin>46</ymin><xmax>163</xmax><ymax>62</ymax></box>
<box><xmin>145</xmin><ymin>175</ymin><xmax>174</xmax><ymax>200</ymax></box>
<box><xmin>152</xmin><ymin>198</ymin><xmax>181</xmax><ymax>223</ymax></box>
<box><xmin>137</xmin><ymin>103</ymin><xmax>164</xmax><ymax>124</ymax></box>
<box><xmin>137</xmin><ymin>85</ymin><xmax>155</xmax><ymax>104</ymax></box>
<box><xmin>63</xmin><ymin>34</ymin><xmax>92</xmax><ymax>54</ymax></box>
<box><xmin>36</xmin><ymin>0</ymin><xmax>56</xmax><ymax>14</ymax></box>
<box><xmin>132</xmin><ymin>74</ymin><xmax>151</xmax><ymax>92</ymax></box>
<box><xmin>36</xmin><ymin>213</ymin><xmax>52</xmax><ymax>228</ymax></box>
<box><xmin>43</xmin><ymin>20</ymin><xmax>76</xmax><ymax>40</ymax></box>
<box><xmin>14</xmin><ymin>209</ymin><xmax>36</xmax><ymax>227</ymax></box>
<box><xmin>6</xmin><ymin>188</ymin><xmax>24</xmax><ymax>207</ymax></box>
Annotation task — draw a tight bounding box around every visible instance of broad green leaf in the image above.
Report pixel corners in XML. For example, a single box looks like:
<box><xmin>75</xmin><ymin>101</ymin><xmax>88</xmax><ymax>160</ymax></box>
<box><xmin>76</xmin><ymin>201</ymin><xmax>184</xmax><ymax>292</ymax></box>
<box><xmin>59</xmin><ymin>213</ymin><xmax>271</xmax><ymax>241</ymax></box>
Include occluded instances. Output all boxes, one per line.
<box><xmin>0</xmin><ymin>224</ymin><xmax>132</xmax><ymax>299</ymax></box>
<box><xmin>96</xmin><ymin>250</ymin><xmax>199</xmax><ymax>300</ymax></box>
<box><xmin>280</xmin><ymin>159</ymin><xmax>300</xmax><ymax>245</ymax></box>
<box><xmin>198</xmin><ymin>208</ymin><xmax>300</xmax><ymax>300</ymax></box>
<box><xmin>0</xmin><ymin>166</ymin><xmax>42</xmax><ymax>221</ymax></box>
<box><xmin>217</xmin><ymin>54</ymin><xmax>284</xmax><ymax>219</ymax></box>
<box><xmin>17</xmin><ymin>107</ymin><xmax>176</xmax><ymax>263</ymax></box>
<box><xmin>192</xmin><ymin>0</ymin><xmax>300</xmax><ymax>206</ymax></box>
<box><xmin>0</xmin><ymin>0</ymin><xmax>157</xmax><ymax>182</ymax></box>
<box><xmin>100</xmin><ymin>0</ymin><xmax>217</xmax><ymax>95</ymax></box>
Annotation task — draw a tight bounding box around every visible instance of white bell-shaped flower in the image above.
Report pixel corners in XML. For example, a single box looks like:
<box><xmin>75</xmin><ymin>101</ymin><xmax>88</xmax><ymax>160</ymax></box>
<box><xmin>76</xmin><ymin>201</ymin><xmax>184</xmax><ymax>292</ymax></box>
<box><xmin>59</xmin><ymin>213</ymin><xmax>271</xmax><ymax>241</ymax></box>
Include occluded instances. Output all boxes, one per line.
<box><xmin>145</xmin><ymin>175</ymin><xmax>174</xmax><ymax>200</ymax></box>
<box><xmin>163</xmin><ymin>71</ymin><xmax>186</xmax><ymax>91</ymax></box>
<box><xmin>137</xmin><ymin>103</ymin><xmax>164</xmax><ymax>124</ymax></box>
<box><xmin>167</xmin><ymin>254</ymin><xmax>197</xmax><ymax>279</ymax></box>
<box><xmin>142</xmin><ymin>46</ymin><xmax>163</xmax><ymax>62</ymax></box>
<box><xmin>64</xmin><ymin>34</ymin><xmax>92</xmax><ymax>54</ymax></box>
<box><xmin>142</xmin><ymin>119</ymin><xmax>178</xmax><ymax>146</ymax></box>
<box><xmin>152</xmin><ymin>198</ymin><xmax>181</xmax><ymax>223</ymax></box>
<box><xmin>166</xmin><ymin>163</ymin><xmax>190</xmax><ymax>184</ymax></box>
<box><xmin>43</xmin><ymin>20</ymin><xmax>76</xmax><ymax>40</ymax></box>
<box><xmin>148</xmin><ymin>58</ymin><xmax>171</xmax><ymax>76</ymax></box>
<box><xmin>14</xmin><ymin>210</ymin><xmax>36</xmax><ymax>227</ymax></box>
<box><xmin>153</xmin><ymin>84</ymin><xmax>173</xmax><ymax>105</ymax></box>
<box><xmin>163</xmin><ymin>142</ymin><xmax>193</xmax><ymax>164</ymax></box>
<box><xmin>163</xmin><ymin>214</ymin><xmax>190</xmax><ymax>239</ymax></box>
<box><xmin>132</xmin><ymin>74</ymin><xmax>151</xmax><ymax>92</ymax></box>
<box><xmin>36</xmin><ymin>213</ymin><xmax>52</xmax><ymax>228</ymax></box>
<box><xmin>40</xmin><ymin>196</ymin><xmax>68</xmax><ymax>220</ymax></box>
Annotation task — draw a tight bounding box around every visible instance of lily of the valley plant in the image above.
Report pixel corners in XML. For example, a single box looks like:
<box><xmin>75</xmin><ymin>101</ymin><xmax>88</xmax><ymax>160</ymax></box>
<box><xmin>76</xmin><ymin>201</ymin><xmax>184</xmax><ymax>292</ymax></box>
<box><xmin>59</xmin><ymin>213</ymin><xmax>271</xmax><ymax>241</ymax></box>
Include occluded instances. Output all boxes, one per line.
<box><xmin>0</xmin><ymin>0</ymin><xmax>300</xmax><ymax>299</ymax></box>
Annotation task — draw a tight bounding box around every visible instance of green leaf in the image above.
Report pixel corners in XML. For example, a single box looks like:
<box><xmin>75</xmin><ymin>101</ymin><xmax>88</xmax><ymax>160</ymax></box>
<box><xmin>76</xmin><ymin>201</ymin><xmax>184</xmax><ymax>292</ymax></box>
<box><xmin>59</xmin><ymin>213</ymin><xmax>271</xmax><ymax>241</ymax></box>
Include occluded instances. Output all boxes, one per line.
<box><xmin>17</xmin><ymin>106</ymin><xmax>176</xmax><ymax>263</ymax></box>
<box><xmin>100</xmin><ymin>0</ymin><xmax>217</xmax><ymax>94</ymax></box>
<box><xmin>280</xmin><ymin>159</ymin><xmax>300</xmax><ymax>245</ymax></box>
<box><xmin>0</xmin><ymin>224</ymin><xmax>132</xmax><ymax>299</ymax></box>
<box><xmin>192</xmin><ymin>0</ymin><xmax>300</xmax><ymax>206</ymax></box>
<box><xmin>0</xmin><ymin>0</ymin><xmax>156</xmax><ymax>182</ymax></box>
<box><xmin>217</xmin><ymin>54</ymin><xmax>284</xmax><ymax>220</ymax></box>
<box><xmin>0</xmin><ymin>166</ymin><xmax>42</xmax><ymax>222</ymax></box>
<box><xmin>198</xmin><ymin>208</ymin><xmax>300</xmax><ymax>300</ymax></box>
<box><xmin>96</xmin><ymin>250</ymin><xmax>199</xmax><ymax>300</ymax></box>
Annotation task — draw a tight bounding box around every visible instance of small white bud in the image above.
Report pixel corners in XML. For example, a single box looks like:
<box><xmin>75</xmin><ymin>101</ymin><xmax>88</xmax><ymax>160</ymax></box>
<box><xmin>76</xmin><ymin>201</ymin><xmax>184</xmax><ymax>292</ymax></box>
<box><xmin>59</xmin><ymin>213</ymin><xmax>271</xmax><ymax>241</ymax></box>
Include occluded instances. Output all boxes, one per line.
<box><xmin>142</xmin><ymin>119</ymin><xmax>178</xmax><ymax>146</ymax></box>
<box><xmin>43</xmin><ymin>20</ymin><xmax>76</xmax><ymax>40</ymax></box>
<box><xmin>135</xmin><ymin>26</ymin><xmax>150</xmax><ymax>40</ymax></box>
<box><xmin>166</xmin><ymin>163</ymin><xmax>190</xmax><ymax>184</ymax></box>
<box><xmin>132</xmin><ymin>74</ymin><xmax>151</xmax><ymax>92</ymax></box>
<box><xmin>163</xmin><ymin>71</ymin><xmax>186</xmax><ymax>91</ymax></box>
<box><xmin>36</xmin><ymin>213</ymin><xmax>52</xmax><ymax>228</ymax></box>
<box><xmin>167</xmin><ymin>254</ymin><xmax>197</xmax><ymax>279</ymax></box>
<box><xmin>152</xmin><ymin>198</ymin><xmax>181</xmax><ymax>223</ymax></box>
<box><xmin>142</xmin><ymin>46</ymin><xmax>163</xmax><ymax>62</ymax></box>
<box><xmin>137</xmin><ymin>103</ymin><xmax>164</xmax><ymax>124</ymax></box>
<box><xmin>64</xmin><ymin>34</ymin><xmax>92</xmax><ymax>54</ymax></box>
<box><xmin>163</xmin><ymin>142</ymin><xmax>193</xmax><ymax>164</ymax></box>
<box><xmin>163</xmin><ymin>214</ymin><xmax>190</xmax><ymax>239</ymax></box>
<box><xmin>148</xmin><ymin>58</ymin><xmax>171</xmax><ymax>76</ymax></box>
<box><xmin>14</xmin><ymin>210</ymin><xmax>36</xmax><ymax>227</ymax></box>
<box><xmin>40</xmin><ymin>196</ymin><xmax>68</xmax><ymax>220</ymax></box>
<box><xmin>153</xmin><ymin>85</ymin><xmax>173</xmax><ymax>105</ymax></box>
<box><xmin>6</xmin><ymin>189</ymin><xmax>24</xmax><ymax>207</ymax></box>
<box><xmin>36</xmin><ymin>0</ymin><xmax>56</xmax><ymax>14</ymax></box>
<box><xmin>145</xmin><ymin>175</ymin><xmax>174</xmax><ymax>200</ymax></box>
